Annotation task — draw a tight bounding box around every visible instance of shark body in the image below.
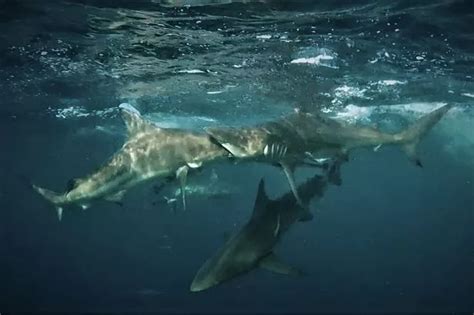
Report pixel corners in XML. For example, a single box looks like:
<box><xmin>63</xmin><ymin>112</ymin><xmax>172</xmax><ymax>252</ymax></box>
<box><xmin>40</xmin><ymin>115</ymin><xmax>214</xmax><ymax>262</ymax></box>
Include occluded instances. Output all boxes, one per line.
<box><xmin>206</xmin><ymin>104</ymin><xmax>452</xmax><ymax>203</ymax></box>
<box><xmin>33</xmin><ymin>104</ymin><xmax>228</xmax><ymax>220</ymax></box>
<box><xmin>190</xmin><ymin>162</ymin><xmax>340</xmax><ymax>292</ymax></box>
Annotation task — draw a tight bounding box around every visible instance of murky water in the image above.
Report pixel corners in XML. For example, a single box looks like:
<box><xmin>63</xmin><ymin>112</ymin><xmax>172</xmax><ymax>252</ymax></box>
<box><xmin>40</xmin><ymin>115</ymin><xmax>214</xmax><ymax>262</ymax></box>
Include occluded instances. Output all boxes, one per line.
<box><xmin>0</xmin><ymin>0</ymin><xmax>472</xmax><ymax>313</ymax></box>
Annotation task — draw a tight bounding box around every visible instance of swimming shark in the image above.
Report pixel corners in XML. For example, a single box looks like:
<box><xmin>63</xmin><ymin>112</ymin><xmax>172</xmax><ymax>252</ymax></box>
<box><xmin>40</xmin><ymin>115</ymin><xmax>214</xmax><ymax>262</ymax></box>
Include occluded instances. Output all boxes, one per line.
<box><xmin>205</xmin><ymin>104</ymin><xmax>452</xmax><ymax>204</ymax></box>
<box><xmin>32</xmin><ymin>104</ymin><xmax>228</xmax><ymax>220</ymax></box>
<box><xmin>190</xmin><ymin>161</ymin><xmax>341</xmax><ymax>292</ymax></box>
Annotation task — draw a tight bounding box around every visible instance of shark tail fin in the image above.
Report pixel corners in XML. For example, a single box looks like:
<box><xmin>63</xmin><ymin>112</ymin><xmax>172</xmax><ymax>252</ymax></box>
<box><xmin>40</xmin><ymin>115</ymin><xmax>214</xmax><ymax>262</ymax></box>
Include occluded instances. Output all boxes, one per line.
<box><xmin>32</xmin><ymin>185</ymin><xmax>64</xmax><ymax>220</ymax></box>
<box><xmin>396</xmin><ymin>104</ymin><xmax>452</xmax><ymax>167</ymax></box>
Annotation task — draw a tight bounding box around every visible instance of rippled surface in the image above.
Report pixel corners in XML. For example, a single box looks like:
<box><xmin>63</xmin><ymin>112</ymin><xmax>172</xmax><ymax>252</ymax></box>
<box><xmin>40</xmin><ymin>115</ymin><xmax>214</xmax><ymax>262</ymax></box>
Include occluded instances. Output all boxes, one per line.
<box><xmin>0</xmin><ymin>0</ymin><xmax>473</xmax><ymax>313</ymax></box>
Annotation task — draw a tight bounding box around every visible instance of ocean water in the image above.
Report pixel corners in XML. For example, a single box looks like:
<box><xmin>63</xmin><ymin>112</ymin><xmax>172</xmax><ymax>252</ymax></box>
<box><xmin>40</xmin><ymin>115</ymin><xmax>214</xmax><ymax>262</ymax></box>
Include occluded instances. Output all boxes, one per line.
<box><xmin>0</xmin><ymin>0</ymin><xmax>473</xmax><ymax>313</ymax></box>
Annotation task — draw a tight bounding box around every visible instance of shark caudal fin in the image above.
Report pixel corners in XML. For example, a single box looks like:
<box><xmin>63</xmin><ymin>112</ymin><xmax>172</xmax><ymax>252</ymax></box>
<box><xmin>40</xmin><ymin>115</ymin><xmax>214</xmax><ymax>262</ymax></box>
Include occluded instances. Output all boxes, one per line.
<box><xmin>396</xmin><ymin>104</ymin><xmax>452</xmax><ymax>167</ymax></box>
<box><xmin>32</xmin><ymin>185</ymin><xmax>65</xmax><ymax>221</ymax></box>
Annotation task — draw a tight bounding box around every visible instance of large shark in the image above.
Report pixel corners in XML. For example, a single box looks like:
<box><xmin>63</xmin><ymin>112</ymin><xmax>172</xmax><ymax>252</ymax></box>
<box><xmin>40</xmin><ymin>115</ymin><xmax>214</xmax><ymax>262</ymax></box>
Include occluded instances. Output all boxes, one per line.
<box><xmin>190</xmin><ymin>161</ymin><xmax>341</xmax><ymax>292</ymax></box>
<box><xmin>32</xmin><ymin>104</ymin><xmax>229</xmax><ymax>220</ymax></box>
<box><xmin>205</xmin><ymin>104</ymin><xmax>452</xmax><ymax>204</ymax></box>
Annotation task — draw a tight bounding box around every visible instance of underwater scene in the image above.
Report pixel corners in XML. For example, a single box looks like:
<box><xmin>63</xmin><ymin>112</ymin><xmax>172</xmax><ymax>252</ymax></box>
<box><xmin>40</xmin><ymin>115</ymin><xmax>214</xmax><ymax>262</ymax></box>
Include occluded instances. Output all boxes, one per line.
<box><xmin>0</xmin><ymin>0</ymin><xmax>473</xmax><ymax>313</ymax></box>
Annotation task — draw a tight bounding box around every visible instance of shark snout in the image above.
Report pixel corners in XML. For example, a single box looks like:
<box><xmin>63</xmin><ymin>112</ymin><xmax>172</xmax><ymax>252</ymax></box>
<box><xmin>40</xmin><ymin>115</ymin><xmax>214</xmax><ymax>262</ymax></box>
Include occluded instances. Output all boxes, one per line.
<box><xmin>190</xmin><ymin>277</ymin><xmax>214</xmax><ymax>292</ymax></box>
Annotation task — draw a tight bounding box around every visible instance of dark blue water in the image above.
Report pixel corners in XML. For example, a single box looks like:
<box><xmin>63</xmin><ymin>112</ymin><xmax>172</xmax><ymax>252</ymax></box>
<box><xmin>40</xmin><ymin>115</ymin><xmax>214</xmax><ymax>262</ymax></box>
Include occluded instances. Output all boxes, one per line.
<box><xmin>0</xmin><ymin>0</ymin><xmax>473</xmax><ymax>313</ymax></box>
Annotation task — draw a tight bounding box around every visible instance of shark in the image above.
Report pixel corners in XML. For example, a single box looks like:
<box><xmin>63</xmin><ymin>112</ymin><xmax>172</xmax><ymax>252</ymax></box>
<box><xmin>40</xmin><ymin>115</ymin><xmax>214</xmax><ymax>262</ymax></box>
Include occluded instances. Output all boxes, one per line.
<box><xmin>205</xmin><ymin>104</ymin><xmax>452</xmax><ymax>205</ymax></box>
<box><xmin>32</xmin><ymin>103</ymin><xmax>229</xmax><ymax>220</ymax></box>
<box><xmin>190</xmin><ymin>161</ymin><xmax>342</xmax><ymax>292</ymax></box>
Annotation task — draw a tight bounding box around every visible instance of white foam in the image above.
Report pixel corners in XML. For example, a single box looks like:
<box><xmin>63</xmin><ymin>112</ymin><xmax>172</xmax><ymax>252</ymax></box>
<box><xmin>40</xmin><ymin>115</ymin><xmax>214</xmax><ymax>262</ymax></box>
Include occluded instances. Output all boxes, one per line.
<box><xmin>50</xmin><ymin>105</ymin><xmax>118</xmax><ymax>120</ymax></box>
<box><xmin>256</xmin><ymin>35</ymin><xmax>272</xmax><ymax>39</ymax></box>
<box><xmin>332</xmin><ymin>104</ymin><xmax>372</xmax><ymax>122</ymax></box>
<box><xmin>290</xmin><ymin>55</ymin><xmax>335</xmax><ymax>66</ymax></box>
<box><xmin>333</xmin><ymin>85</ymin><xmax>368</xmax><ymax>100</ymax></box>
<box><xmin>177</xmin><ymin>69</ymin><xmax>206</xmax><ymax>74</ymax></box>
<box><xmin>461</xmin><ymin>93</ymin><xmax>474</xmax><ymax>98</ymax></box>
<box><xmin>377</xmin><ymin>80</ymin><xmax>407</xmax><ymax>86</ymax></box>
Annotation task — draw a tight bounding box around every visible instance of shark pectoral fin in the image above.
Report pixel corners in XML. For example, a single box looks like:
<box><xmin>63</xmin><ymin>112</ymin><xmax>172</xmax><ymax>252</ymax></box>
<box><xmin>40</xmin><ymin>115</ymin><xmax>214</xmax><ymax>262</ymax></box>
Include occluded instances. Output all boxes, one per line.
<box><xmin>176</xmin><ymin>165</ymin><xmax>189</xmax><ymax>211</ymax></box>
<box><xmin>105</xmin><ymin>190</ymin><xmax>126</xmax><ymax>204</ymax></box>
<box><xmin>280</xmin><ymin>161</ymin><xmax>304</xmax><ymax>207</ymax></box>
<box><xmin>259</xmin><ymin>253</ymin><xmax>304</xmax><ymax>276</ymax></box>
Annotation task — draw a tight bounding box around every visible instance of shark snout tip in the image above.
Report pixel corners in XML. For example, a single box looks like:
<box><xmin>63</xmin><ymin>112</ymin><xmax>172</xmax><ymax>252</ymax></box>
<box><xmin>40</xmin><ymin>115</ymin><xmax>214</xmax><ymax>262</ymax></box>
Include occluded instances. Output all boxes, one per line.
<box><xmin>189</xmin><ymin>282</ymin><xmax>204</xmax><ymax>293</ymax></box>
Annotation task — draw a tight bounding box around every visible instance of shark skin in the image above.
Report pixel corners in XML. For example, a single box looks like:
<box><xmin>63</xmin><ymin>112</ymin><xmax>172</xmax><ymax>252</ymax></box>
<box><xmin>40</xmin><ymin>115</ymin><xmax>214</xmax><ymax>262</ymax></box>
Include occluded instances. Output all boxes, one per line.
<box><xmin>190</xmin><ymin>162</ymin><xmax>340</xmax><ymax>292</ymax></box>
<box><xmin>32</xmin><ymin>104</ymin><xmax>229</xmax><ymax>220</ymax></box>
<box><xmin>207</xmin><ymin>104</ymin><xmax>453</xmax><ymax>164</ymax></box>
<box><xmin>205</xmin><ymin>104</ymin><xmax>453</xmax><ymax>201</ymax></box>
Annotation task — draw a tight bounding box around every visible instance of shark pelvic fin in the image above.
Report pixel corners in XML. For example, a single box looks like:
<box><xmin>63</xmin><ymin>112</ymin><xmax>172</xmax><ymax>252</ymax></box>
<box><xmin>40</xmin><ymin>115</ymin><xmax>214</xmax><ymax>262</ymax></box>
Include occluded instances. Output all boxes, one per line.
<box><xmin>176</xmin><ymin>165</ymin><xmax>189</xmax><ymax>211</ymax></box>
<box><xmin>251</xmin><ymin>178</ymin><xmax>271</xmax><ymax>220</ymax></box>
<box><xmin>259</xmin><ymin>253</ymin><xmax>304</xmax><ymax>276</ymax></box>
<box><xmin>119</xmin><ymin>103</ymin><xmax>156</xmax><ymax>135</ymax></box>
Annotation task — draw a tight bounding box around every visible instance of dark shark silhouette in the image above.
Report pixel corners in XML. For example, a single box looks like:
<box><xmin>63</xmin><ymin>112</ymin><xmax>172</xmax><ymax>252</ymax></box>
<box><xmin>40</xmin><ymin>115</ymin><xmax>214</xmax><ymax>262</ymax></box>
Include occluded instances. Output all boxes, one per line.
<box><xmin>190</xmin><ymin>161</ymin><xmax>342</xmax><ymax>292</ymax></box>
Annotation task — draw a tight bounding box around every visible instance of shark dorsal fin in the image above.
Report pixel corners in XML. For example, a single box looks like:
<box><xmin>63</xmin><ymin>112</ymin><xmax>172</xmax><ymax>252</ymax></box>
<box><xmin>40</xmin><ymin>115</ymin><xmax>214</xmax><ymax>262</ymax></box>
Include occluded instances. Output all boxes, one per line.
<box><xmin>251</xmin><ymin>178</ymin><xmax>270</xmax><ymax>219</ymax></box>
<box><xmin>119</xmin><ymin>103</ymin><xmax>157</xmax><ymax>135</ymax></box>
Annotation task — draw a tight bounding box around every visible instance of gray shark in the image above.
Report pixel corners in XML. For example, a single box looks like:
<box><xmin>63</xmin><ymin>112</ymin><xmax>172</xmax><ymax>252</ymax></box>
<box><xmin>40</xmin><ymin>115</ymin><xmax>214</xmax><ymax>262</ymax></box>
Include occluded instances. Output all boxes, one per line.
<box><xmin>205</xmin><ymin>104</ymin><xmax>452</xmax><ymax>204</ymax></box>
<box><xmin>190</xmin><ymin>161</ymin><xmax>341</xmax><ymax>292</ymax></box>
<box><xmin>32</xmin><ymin>104</ymin><xmax>228</xmax><ymax>220</ymax></box>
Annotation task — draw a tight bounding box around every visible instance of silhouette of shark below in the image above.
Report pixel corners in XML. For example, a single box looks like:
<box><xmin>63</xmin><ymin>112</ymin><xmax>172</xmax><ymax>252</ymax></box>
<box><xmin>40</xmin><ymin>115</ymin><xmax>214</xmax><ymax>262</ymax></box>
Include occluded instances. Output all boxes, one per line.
<box><xmin>190</xmin><ymin>162</ymin><xmax>342</xmax><ymax>292</ymax></box>
<box><xmin>206</xmin><ymin>104</ymin><xmax>452</xmax><ymax>205</ymax></box>
<box><xmin>32</xmin><ymin>103</ymin><xmax>229</xmax><ymax>220</ymax></box>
